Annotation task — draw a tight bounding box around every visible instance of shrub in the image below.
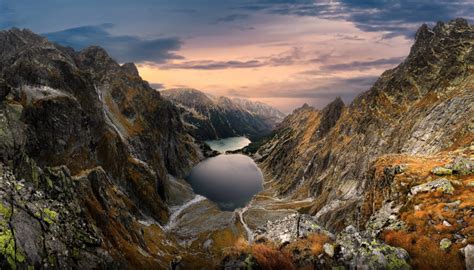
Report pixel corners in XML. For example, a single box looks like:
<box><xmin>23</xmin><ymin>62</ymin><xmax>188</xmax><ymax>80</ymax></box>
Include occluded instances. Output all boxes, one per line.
<box><xmin>251</xmin><ymin>244</ymin><xmax>295</xmax><ymax>270</ymax></box>
<box><xmin>308</xmin><ymin>233</ymin><xmax>330</xmax><ymax>256</ymax></box>
<box><xmin>382</xmin><ymin>230</ymin><xmax>464</xmax><ymax>270</ymax></box>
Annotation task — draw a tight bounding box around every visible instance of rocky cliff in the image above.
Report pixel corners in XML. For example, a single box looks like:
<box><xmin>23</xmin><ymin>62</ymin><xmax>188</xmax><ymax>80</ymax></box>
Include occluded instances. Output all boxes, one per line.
<box><xmin>247</xmin><ymin>19</ymin><xmax>473</xmax><ymax>268</ymax></box>
<box><xmin>161</xmin><ymin>88</ymin><xmax>284</xmax><ymax>141</ymax></box>
<box><xmin>0</xmin><ymin>28</ymin><xmax>203</xmax><ymax>269</ymax></box>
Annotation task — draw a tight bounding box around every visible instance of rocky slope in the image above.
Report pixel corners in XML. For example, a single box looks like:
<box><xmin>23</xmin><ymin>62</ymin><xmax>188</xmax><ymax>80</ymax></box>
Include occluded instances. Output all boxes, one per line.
<box><xmin>161</xmin><ymin>88</ymin><xmax>284</xmax><ymax>141</ymax></box>
<box><xmin>245</xmin><ymin>19</ymin><xmax>474</xmax><ymax>268</ymax></box>
<box><xmin>0</xmin><ymin>28</ymin><xmax>204</xmax><ymax>269</ymax></box>
<box><xmin>230</xmin><ymin>97</ymin><xmax>286</xmax><ymax>126</ymax></box>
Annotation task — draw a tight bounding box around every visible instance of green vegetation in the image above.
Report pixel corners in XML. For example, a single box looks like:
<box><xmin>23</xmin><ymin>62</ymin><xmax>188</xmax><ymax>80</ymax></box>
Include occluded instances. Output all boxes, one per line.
<box><xmin>0</xmin><ymin>203</ymin><xmax>25</xmax><ymax>269</ymax></box>
<box><xmin>42</xmin><ymin>208</ymin><xmax>58</xmax><ymax>225</ymax></box>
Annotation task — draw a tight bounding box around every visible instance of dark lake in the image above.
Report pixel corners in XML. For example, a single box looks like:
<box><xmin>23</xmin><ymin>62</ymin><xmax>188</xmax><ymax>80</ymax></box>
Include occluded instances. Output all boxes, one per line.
<box><xmin>187</xmin><ymin>154</ymin><xmax>263</xmax><ymax>211</ymax></box>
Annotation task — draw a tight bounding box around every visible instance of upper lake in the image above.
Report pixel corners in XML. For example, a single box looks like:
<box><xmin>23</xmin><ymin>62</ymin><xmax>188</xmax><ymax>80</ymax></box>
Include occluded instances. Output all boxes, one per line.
<box><xmin>205</xmin><ymin>136</ymin><xmax>251</xmax><ymax>153</ymax></box>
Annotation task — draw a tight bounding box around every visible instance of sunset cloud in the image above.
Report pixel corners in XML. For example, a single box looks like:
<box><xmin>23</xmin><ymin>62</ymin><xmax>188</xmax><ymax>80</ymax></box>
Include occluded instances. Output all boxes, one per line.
<box><xmin>45</xmin><ymin>24</ymin><xmax>183</xmax><ymax>63</ymax></box>
<box><xmin>0</xmin><ymin>0</ymin><xmax>472</xmax><ymax>111</ymax></box>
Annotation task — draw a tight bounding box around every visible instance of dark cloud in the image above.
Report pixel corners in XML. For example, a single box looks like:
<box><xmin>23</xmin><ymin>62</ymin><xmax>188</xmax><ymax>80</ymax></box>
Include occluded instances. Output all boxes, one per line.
<box><xmin>150</xmin><ymin>83</ymin><xmax>166</xmax><ymax>89</ymax></box>
<box><xmin>160</xmin><ymin>60</ymin><xmax>264</xmax><ymax>70</ymax></box>
<box><xmin>266</xmin><ymin>76</ymin><xmax>378</xmax><ymax>99</ymax></box>
<box><xmin>226</xmin><ymin>75</ymin><xmax>379</xmax><ymax>110</ymax></box>
<box><xmin>265</xmin><ymin>47</ymin><xmax>303</xmax><ymax>65</ymax></box>
<box><xmin>321</xmin><ymin>57</ymin><xmax>404</xmax><ymax>72</ymax></box>
<box><xmin>214</xmin><ymin>14</ymin><xmax>250</xmax><ymax>24</ymax></box>
<box><xmin>227</xmin><ymin>75</ymin><xmax>377</xmax><ymax>100</ymax></box>
<box><xmin>239</xmin><ymin>1</ymin><xmax>348</xmax><ymax>19</ymax></box>
<box><xmin>334</xmin><ymin>33</ymin><xmax>365</xmax><ymax>41</ymax></box>
<box><xmin>341</xmin><ymin>0</ymin><xmax>474</xmax><ymax>37</ymax></box>
<box><xmin>241</xmin><ymin>0</ymin><xmax>474</xmax><ymax>38</ymax></box>
<box><xmin>44</xmin><ymin>24</ymin><xmax>183</xmax><ymax>63</ymax></box>
<box><xmin>160</xmin><ymin>47</ymin><xmax>301</xmax><ymax>70</ymax></box>
<box><xmin>159</xmin><ymin>49</ymin><xmax>401</xmax><ymax>72</ymax></box>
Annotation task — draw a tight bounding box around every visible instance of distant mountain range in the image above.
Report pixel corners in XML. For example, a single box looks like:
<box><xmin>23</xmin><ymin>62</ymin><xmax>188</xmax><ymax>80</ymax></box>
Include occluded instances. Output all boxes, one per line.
<box><xmin>161</xmin><ymin>88</ymin><xmax>285</xmax><ymax>141</ymax></box>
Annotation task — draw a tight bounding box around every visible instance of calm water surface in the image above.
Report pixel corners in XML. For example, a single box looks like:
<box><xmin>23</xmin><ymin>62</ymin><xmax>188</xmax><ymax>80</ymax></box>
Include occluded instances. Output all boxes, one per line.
<box><xmin>205</xmin><ymin>136</ymin><xmax>251</xmax><ymax>153</ymax></box>
<box><xmin>187</xmin><ymin>154</ymin><xmax>263</xmax><ymax>211</ymax></box>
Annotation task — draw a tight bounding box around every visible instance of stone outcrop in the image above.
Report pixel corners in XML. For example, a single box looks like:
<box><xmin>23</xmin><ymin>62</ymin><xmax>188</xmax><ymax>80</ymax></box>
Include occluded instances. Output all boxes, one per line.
<box><xmin>0</xmin><ymin>164</ymin><xmax>112</xmax><ymax>269</ymax></box>
<box><xmin>253</xmin><ymin>214</ymin><xmax>334</xmax><ymax>245</ymax></box>
<box><xmin>224</xmin><ymin>214</ymin><xmax>411</xmax><ymax>270</ymax></box>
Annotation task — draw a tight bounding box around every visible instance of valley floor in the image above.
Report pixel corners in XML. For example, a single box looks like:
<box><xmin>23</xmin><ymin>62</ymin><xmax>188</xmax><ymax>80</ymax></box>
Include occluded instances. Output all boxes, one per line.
<box><xmin>162</xmin><ymin>168</ymin><xmax>315</xmax><ymax>267</ymax></box>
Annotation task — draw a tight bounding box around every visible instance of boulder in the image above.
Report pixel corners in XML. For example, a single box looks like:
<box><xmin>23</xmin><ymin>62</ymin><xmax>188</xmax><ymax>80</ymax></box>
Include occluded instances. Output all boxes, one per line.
<box><xmin>431</xmin><ymin>166</ymin><xmax>453</xmax><ymax>176</ymax></box>
<box><xmin>450</xmin><ymin>157</ymin><xmax>474</xmax><ymax>175</ymax></box>
<box><xmin>323</xmin><ymin>243</ymin><xmax>335</xmax><ymax>257</ymax></box>
<box><xmin>411</xmin><ymin>178</ymin><xmax>454</xmax><ymax>195</ymax></box>
<box><xmin>335</xmin><ymin>226</ymin><xmax>411</xmax><ymax>270</ymax></box>
<box><xmin>460</xmin><ymin>244</ymin><xmax>473</xmax><ymax>270</ymax></box>
<box><xmin>253</xmin><ymin>213</ymin><xmax>334</xmax><ymax>246</ymax></box>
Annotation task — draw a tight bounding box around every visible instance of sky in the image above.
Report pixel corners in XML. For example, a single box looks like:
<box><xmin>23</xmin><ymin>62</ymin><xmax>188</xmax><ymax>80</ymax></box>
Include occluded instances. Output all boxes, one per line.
<box><xmin>1</xmin><ymin>1</ymin><xmax>473</xmax><ymax>113</ymax></box>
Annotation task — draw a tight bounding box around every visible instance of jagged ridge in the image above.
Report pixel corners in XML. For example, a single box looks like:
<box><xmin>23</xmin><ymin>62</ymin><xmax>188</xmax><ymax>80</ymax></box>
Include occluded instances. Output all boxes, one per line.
<box><xmin>161</xmin><ymin>88</ymin><xmax>285</xmax><ymax>140</ymax></box>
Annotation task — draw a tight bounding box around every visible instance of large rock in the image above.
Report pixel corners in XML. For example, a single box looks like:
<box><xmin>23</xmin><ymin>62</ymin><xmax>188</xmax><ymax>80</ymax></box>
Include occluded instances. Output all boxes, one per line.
<box><xmin>336</xmin><ymin>226</ymin><xmax>411</xmax><ymax>270</ymax></box>
<box><xmin>432</xmin><ymin>166</ymin><xmax>453</xmax><ymax>176</ymax></box>
<box><xmin>460</xmin><ymin>244</ymin><xmax>474</xmax><ymax>270</ymax></box>
<box><xmin>450</xmin><ymin>157</ymin><xmax>474</xmax><ymax>175</ymax></box>
<box><xmin>0</xmin><ymin>163</ymin><xmax>109</xmax><ymax>269</ymax></box>
<box><xmin>410</xmin><ymin>178</ymin><xmax>454</xmax><ymax>195</ymax></box>
<box><xmin>253</xmin><ymin>213</ymin><xmax>334</xmax><ymax>245</ymax></box>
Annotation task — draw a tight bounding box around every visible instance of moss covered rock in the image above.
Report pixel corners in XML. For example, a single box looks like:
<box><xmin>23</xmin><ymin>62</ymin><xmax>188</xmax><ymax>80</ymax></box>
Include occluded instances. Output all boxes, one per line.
<box><xmin>410</xmin><ymin>178</ymin><xmax>454</xmax><ymax>195</ymax></box>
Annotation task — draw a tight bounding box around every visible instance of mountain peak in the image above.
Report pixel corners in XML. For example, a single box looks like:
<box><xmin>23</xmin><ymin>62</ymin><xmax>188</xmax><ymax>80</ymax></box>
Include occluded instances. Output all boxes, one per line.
<box><xmin>357</xmin><ymin>18</ymin><xmax>473</xmax><ymax>108</ymax></box>
<box><xmin>411</xmin><ymin>18</ymin><xmax>472</xmax><ymax>55</ymax></box>
<box><xmin>78</xmin><ymin>45</ymin><xmax>118</xmax><ymax>69</ymax></box>
<box><xmin>316</xmin><ymin>96</ymin><xmax>345</xmax><ymax>138</ymax></box>
<box><xmin>121</xmin><ymin>62</ymin><xmax>140</xmax><ymax>77</ymax></box>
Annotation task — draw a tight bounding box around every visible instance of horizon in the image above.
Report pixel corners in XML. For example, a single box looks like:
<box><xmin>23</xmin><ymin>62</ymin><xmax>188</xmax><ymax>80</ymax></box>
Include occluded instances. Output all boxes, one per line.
<box><xmin>1</xmin><ymin>1</ymin><xmax>473</xmax><ymax>113</ymax></box>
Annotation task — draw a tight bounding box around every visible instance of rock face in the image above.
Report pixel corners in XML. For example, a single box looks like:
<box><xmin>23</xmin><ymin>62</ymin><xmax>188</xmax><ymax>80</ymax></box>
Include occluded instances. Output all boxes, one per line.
<box><xmin>225</xmin><ymin>214</ymin><xmax>411</xmax><ymax>270</ymax></box>
<box><xmin>0</xmin><ymin>164</ymin><xmax>111</xmax><ymax>269</ymax></box>
<box><xmin>253</xmin><ymin>214</ymin><xmax>334</xmax><ymax>245</ymax></box>
<box><xmin>0</xmin><ymin>28</ymin><xmax>202</xmax><ymax>268</ymax></box>
<box><xmin>410</xmin><ymin>178</ymin><xmax>454</xmax><ymax>195</ymax></box>
<box><xmin>335</xmin><ymin>225</ymin><xmax>411</xmax><ymax>270</ymax></box>
<box><xmin>230</xmin><ymin>97</ymin><xmax>286</xmax><ymax>126</ymax></box>
<box><xmin>254</xmin><ymin>19</ymin><xmax>474</xmax><ymax>231</ymax></box>
<box><xmin>161</xmin><ymin>88</ymin><xmax>284</xmax><ymax>140</ymax></box>
<box><xmin>461</xmin><ymin>245</ymin><xmax>474</xmax><ymax>270</ymax></box>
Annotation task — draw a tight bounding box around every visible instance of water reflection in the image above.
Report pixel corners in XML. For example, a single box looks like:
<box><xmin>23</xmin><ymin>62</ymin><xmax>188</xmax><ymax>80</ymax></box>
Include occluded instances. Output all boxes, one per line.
<box><xmin>187</xmin><ymin>154</ymin><xmax>263</xmax><ymax>211</ymax></box>
<box><xmin>205</xmin><ymin>136</ymin><xmax>251</xmax><ymax>153</ymax></box>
